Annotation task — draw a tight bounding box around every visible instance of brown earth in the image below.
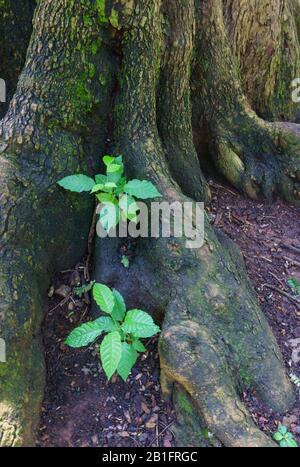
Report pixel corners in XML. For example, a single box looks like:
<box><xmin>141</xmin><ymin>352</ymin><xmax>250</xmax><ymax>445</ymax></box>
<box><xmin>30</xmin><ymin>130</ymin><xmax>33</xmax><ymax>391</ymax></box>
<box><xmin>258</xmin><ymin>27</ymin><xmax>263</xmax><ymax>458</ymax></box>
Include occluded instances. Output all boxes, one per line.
<box><xmin>36</xmin><ymin>180</ymin><xmax>300</xmax><ymax>447</ymax></box>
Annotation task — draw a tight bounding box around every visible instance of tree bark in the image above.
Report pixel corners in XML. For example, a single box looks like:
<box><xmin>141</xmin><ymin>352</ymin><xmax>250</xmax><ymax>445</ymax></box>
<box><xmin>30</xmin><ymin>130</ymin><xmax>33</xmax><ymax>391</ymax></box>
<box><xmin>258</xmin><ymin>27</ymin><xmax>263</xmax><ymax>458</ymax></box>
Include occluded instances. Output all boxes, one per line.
<box><xmin>224</xmin><ymin>0</ymin><xmax>300</xmax><ymax>122</ymax></box>
<box><xmin>95</xmin><ymin>0</ymin><xmax>294</xmax><ymax>447</ymax></box>
<box><xmin>0</xmin><ymin>0</ymin><xmax>36</xmax><ymax>118</ymax></box>
<box><xmin>192</xmin><ymin>0</ymin><xmax>300</xmax><ymax>204</ymax></box>
<box><xmin>0</xmin><ymin>0</ymin><xmax>116</xmax><ymax>446</ymax></box>
<box><xmin>0</xmin><ymin>0</ymin><xmax>298</xmax><ymax>447</ymax></box>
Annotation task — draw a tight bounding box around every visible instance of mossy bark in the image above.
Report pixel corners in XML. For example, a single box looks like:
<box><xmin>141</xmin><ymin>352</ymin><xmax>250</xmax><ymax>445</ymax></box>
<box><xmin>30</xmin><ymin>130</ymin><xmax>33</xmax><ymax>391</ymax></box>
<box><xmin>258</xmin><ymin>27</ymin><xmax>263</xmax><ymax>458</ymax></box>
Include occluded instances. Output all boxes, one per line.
<box><xmin>0</xmin><ymin>0</ymin><xmax>299</xmax><ymax>447</ymax></box>
<box><xmin>94</xmin><ymin>0</ymin><xmax>294</xmax><ymax>447</ymax></box>
<box><xmin>0</xmin><ymin>0</ymin><xmax>36</xmax><ymax>118</ymax></box>
<box><xmin>192</xmin><ymin>0</ymin><xmax>300</xmax><ymax>204</ymax></box>
<box><xmin>224</xmin><ymin>0</ymin><xmax>300</xmax><ymax>122</ymax></box>
<box><xmin>0</xmin><ymin>0</ymin><xmax>116</xmax><ymax>446</ymax></box>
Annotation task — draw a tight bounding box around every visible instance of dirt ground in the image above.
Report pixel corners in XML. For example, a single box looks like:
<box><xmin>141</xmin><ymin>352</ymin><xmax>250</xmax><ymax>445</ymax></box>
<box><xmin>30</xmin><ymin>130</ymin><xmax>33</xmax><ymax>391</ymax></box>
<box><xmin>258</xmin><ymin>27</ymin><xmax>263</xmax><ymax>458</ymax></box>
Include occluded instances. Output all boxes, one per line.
<box><xmin>36</xmin><ymin>180</ymin><xmax>300</xmax><ymax>447</ymax></box>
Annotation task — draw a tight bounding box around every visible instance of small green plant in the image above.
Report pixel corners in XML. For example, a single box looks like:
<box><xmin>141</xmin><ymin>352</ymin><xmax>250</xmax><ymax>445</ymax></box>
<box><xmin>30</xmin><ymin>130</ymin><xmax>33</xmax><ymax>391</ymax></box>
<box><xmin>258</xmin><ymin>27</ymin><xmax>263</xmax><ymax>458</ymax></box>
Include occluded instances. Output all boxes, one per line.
<box><xmin>287</xmin><ymin>278</ymin><xmax>300</xmax><ymax>296</ymax></box>
<box><xmin>65</xmin><ymin>283</ymin><xmax>160</xmax><ymax>381</ymax></box>
<box><xmin>74</xmin><ymin>280</ymin><xmax>95</xmax><ymax>297</ymax></box>
<box><xmin>273</xmin><ymin>424</ymin><xmax>298</xmax><ymax>447</ymax></box>
<box><xmin>57</xmin><ymin>155</ymin><xmax>162</xmax><ymax>232</ymax></box>
<box><xmin>121</xmin><ymin>255</ymin><xmax>130</xmax><ymax>268</ymax></box>
<box><xmin>290</xmin><ymin>373</ymin><xmax>300</xmax><ymax>394</ymax></box>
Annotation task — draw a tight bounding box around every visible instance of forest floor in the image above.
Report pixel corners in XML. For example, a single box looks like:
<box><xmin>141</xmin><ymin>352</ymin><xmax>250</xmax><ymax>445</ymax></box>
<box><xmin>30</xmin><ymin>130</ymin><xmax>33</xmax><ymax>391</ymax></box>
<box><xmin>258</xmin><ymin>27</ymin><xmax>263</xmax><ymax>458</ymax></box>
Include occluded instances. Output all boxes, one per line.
<box><xmin>36</xmin><ymin>180</ymin><xmax>300</xmax><ymax>447</ymax></box>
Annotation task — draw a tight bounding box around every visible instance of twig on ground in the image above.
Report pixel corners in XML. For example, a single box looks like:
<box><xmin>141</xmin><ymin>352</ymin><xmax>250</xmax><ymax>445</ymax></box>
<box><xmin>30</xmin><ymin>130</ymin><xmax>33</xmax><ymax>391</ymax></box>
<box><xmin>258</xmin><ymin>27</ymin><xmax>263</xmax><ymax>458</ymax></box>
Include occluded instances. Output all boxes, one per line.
<box><xmin>262</xmin><ymin>284</ymin><xmax>300</xmax><ymax>309</ymax></box>
<box><xmin>269</xmin><ymin>271</ymin><xmax>284</xmax><ymax>286</ymax></box>
<box><xmin>283</xmin><ymin>256</ymin><xmax>300</xmax><ymax>268</ymax></box>
<box><xmin>49</xmin><ymin>294</ymin><xmax>71</xmax><ymax>313</ymax></box>
<box><xmin>281</xmin><ymin>243</ymin><xmax>300</xmax><ymax>254</ymax></box>
<box><xmin>148</xmin><ymin>420</ymin><xmax>175</xmax><ymax>447</ymax></box>
<box><xmin>210</xmin><ymin>181</ymin><xmax>238</xmax><ymax>197</ymax></box>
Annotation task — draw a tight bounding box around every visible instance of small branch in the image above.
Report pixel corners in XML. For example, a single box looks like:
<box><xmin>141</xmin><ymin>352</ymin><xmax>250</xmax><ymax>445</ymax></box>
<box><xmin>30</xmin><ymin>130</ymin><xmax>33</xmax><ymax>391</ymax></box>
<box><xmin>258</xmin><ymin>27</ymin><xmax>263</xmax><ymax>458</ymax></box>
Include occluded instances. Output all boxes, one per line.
<box><xmin>148</xmin><ymin>420</ymin><xmax>175</xmax><ymax>447</ymax></box>
<box><xmin>283</xmin><ymin>256</ymin><xmax>300</xmax><ymax>268</ymax></box>
<box><xmin>281</xmin><ymin>243</ymin><xmax>300</xmax><ymax>255</ymax></box>
<box><xmin>262</xmin><ymin>284</ymin><xmax>300</xmax><ymax>309</ymax></box>
<box><xmin>49</xmin><ymin>294</ymin><xmax>71</xmax><ymax>313</ymax></box>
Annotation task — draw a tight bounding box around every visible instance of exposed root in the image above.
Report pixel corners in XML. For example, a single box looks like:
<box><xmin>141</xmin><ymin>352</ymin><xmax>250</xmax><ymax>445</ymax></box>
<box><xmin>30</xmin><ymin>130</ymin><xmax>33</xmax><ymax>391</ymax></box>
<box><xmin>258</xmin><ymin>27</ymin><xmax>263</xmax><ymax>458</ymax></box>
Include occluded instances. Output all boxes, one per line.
<box><xmin>93</xmin><ymin>0</ymin><xmax>294</xmax><ymax>448</ymax></box>
<box><xmin>193</xmin><ymin>0</ymin><xmax>300</xmax><ymax>205</ymax></box>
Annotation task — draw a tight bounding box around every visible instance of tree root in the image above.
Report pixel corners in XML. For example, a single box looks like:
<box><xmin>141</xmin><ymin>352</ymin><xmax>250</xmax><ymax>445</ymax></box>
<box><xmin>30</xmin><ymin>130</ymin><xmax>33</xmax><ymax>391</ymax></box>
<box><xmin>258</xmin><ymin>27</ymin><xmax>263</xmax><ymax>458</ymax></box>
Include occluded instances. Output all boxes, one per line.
<box><xmin>193</xmin><ymin>0</ymin><xmax>300</xmax><ymax>205</ymax></box>
<box><xmin>92</xmin><ymin>1</ymin><xmax>295</xmax><ymax>448</ymax></box>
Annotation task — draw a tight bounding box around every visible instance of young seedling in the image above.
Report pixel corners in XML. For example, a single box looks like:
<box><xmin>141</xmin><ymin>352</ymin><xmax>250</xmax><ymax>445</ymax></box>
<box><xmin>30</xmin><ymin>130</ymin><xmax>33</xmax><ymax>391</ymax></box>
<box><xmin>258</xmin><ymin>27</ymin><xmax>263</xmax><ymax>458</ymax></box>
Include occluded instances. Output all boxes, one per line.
<box><xmin>74</xmin><ymin>280</ymin><xmax>95</xmax><ymax>297</ymax></box>
<box><xmin>65</xmin><ymin>283</ymin><xmax>160</xmax><ymax>381</ymax></box>
<box><xmin>57</xmin><ymin>155</ymin><xmax>162</xmax><ymax>233</ymax></box>
<box><xmin>287</xmin><ymin>278</ymin><xmax>300</xmax><ymax>296</ymax></box>
<box><xmin>273</xmin><ymin>424</ymin><xmax>298</xmax><ymax>447</ymax></box>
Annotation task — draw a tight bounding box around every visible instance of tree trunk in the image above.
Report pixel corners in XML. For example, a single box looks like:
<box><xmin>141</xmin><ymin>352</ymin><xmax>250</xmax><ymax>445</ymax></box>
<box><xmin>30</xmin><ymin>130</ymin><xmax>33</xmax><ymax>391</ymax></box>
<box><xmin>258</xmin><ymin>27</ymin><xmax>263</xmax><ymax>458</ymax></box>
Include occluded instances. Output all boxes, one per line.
<box><xmin>0</xmin><ymin>0</ymin><xmax>116</xmax><ymax>446</ymax></box>
<box><xmin>0</xmin><ymin>0</ymin><xmax>36</xmax><ymax>118</ymax></box>
<box><xmin>0</xmin><ymin>0</ymin><xmax>299</xmax><ymax>447</ymax></box>
<box><xmin>193</xmin><ymin>0</ymin><xmax>300</xmax><ymax>203</ymax></box>
<box><xmin>224</xmin><ymin>0</ymin><xmax>300</xmax><ymax>122</ymax></box>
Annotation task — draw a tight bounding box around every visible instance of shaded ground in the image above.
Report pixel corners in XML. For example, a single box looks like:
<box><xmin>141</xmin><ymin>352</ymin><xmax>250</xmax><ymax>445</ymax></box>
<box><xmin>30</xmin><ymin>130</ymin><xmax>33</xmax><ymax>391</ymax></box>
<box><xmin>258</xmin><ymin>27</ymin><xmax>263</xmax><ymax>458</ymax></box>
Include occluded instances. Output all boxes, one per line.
<box><xmin>210</xmin><ymin>181</ymin><xmax>300</xmax><ymax>441</ymax></box>
<box><xmin>37</xmin><ymin>180</ymin><xmax>300</xmax><ymax>447</ymax></box>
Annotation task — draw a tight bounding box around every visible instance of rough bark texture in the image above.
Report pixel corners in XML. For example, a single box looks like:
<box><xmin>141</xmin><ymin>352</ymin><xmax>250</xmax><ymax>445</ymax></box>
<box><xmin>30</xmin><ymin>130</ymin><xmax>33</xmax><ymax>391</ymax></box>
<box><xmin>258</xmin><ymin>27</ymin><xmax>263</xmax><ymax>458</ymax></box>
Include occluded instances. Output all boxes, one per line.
<box><xmin>224</xmin><ymin>0</ymin><xmax>300</xmax><ymax>122</ymax></box>
<box><xmin>193</xmin><ymin>0</ymin><xmax>300</xmax><ymax>204</ymax></box>
<box><xmin>0</xmin><ymin>0</ymin><xmax>116</xmax><ymax>446</ymax></box>
<box><xmin>0</xmin><ymin>0</ymin><xmax>36</xmax><ymax>118</ymax></box>
<box><xmin>0</xmin><ymin>0</ymin><xmax>299</xmax><ymax>448</ymax></box>
<box><xmin>95</xmin><ymin>0</ymin><xmax>294</xmax><ymax>447</ymax></box>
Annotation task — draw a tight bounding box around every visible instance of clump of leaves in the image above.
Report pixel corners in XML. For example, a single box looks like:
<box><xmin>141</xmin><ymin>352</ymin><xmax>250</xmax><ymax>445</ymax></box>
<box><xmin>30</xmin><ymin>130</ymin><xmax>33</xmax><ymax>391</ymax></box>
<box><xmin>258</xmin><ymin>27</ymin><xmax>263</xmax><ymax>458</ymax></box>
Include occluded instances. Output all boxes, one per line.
<box><xmin>273</xmin><ymin>424</ymin><xmax>298</xmax><ymax>447</ymax></box>
<box><xmin>287</xmin><ymin>278</ymin><xmax>300</xmax><ymax>296</ymax></box>
<box><xmin>57</xmin><ymin>155</ymin><xmax>162</xmax><ymax>232</ymax></box>
<box><xmin>74</xmin><ymin>280</ymin><xmax>95</xmax><ymax>297</ymax></box>
<box><xmin>65</xmin><ymin>283</ymin><xmax>160</xmax><ymax>381</ymax></box>
<box><xmin>290</xmin><ymin>373</ymin><xmax>300</xmax><ymax>394</ymax></box>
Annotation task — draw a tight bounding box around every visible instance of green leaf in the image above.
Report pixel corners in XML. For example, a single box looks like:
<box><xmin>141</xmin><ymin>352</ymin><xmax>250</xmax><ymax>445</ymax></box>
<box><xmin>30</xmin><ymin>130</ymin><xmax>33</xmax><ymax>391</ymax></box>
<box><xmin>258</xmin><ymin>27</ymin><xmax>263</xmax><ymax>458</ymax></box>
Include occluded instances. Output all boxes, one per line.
<box><xmin>119</xmin><ymin>194</ymin><xmax>140</xmax><ymax>222</ymax></box>
<box><xmin>100</xmin><ymin>331</ymin><xmax>122</xmax><ymax>380</ymax></box>
<box><xmin>280</xmin><ymin>440</ymin><xmax>288</xmax><ymax>448</ymax></box>
<box><xmin>287</xmin><ymin>439</ymin><xmax>298</xmax><ymax>447</ymax></box>
<box><xmin>115</xmin><ymin>177</ymin><xmax>126</xmax><ymax>196</ymax></box>
<box><xmin>93</xmin><ymin>283</ymin><xmax>115</xmax><ymax>314</ymax></box>
<box><xmin>107</xmin><ymin>164</ymin><xmax>122</xmax><ymax>173</ymax></box>
<box><xmin>288</xmin><ymin>278</ymin><xmax>300</xmax><ymax>295</ymax></box>
<box><xmin>121</xmin><ymin>256</ymin><xmax>130</xmax><ymax>268</ymax></box>
<box><xmin>132</xmin><ymin>339</ymin><xmax>147</xmax><ymax>353</ymax></box>
<box><xmin>94</xmin><ymin>316</ymin><xmax>117</xmax><ymax>332</ymax></box>
<box><xmin>65</xmin><ymin>319</ymin><xmax>111</xmax><ymax>348</ymax></box>
<box><xmin>104</xmin><ymin>182</ymin><xmax>117</xmax><ymax>189</ymax></box>
<box><xmin>103</xmin><ymin>155</ymin><xmax>115</xmax><ymax>166</ymax></box>
<box><xmin>273</xmin><ymin>432</ymin><xmax>284</xmax><ymax>442</ymax></box>
<box><xmin>117</xmin><ymin>342</ymin><xmax>138</xmax><ymax>381</ymax></box>
<box><xmin>95</xmin><ymin>174</ymin><xmax>107</xmax><ymax>184</ymax></box>
<box><xmin>279</xmin><ymin>425</ymin><xmax>288</xmax><ymax>435</ymax></box>
<box><xmin>91</xmin><ymin>184</ymin><xmax>104</xmax><ymax>193</ymax></box>
<box><xmin>122</xmin><ymin>310</ymin><xmax>160</xmax><ymax>338</ymax></box>
<box><xmin>96</xmin><ymin>193</ymin><xmax>118</xmax><ymax>204</ymax></box>
<box><xmin>124</xmin><ymin>180</ymin><xmax>162</xmax><ymax>200</ymax></box>
<box><xmin>111</xmin><ymin>289</ymin><xmax>126</xmax><ymax>322</ymax></box>
<box><xmin>57</xmin><ymin>174</ymin><xmax>95</xmax><ymax>193</ymax></box>
<box><xmin>99</xmin><ymin>204</ymin><xmax>120</xmax><ymax>231</ymax></box>
<box><xmin>74</xmin><ymin>280</ymin><xmax>95</xmax><ymax>297</ymax></box>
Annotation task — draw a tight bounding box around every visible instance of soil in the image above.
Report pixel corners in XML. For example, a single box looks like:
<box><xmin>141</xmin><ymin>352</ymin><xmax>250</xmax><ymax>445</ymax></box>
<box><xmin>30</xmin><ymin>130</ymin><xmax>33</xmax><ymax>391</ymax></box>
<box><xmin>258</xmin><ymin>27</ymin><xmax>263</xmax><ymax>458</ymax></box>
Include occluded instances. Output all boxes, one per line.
<box><xmin>36</xmin><ymin>180</ymin><xmax>300</xmax><ymax>447</ymax></box>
